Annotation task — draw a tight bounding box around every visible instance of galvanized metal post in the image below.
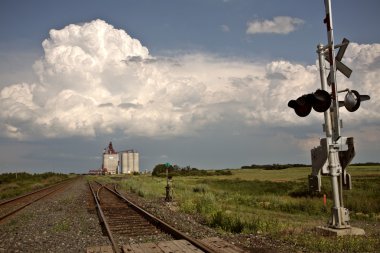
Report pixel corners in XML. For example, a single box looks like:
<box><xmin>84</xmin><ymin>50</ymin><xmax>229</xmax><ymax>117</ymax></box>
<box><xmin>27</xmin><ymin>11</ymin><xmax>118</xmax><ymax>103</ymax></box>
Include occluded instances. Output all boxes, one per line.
<box><xmin>321</xmin><ymin>0</ymin><xmax>350</xmax><ymax>229</ymax></box>
<box><xmin>324</xmin><ymin>0</ymin><xmax>340</xmax><ymax>141</ymax></box>
<box><xmin>317</xmin><ymin>44</ymin><xmax>332</xmax><ymax>139</ymax></box>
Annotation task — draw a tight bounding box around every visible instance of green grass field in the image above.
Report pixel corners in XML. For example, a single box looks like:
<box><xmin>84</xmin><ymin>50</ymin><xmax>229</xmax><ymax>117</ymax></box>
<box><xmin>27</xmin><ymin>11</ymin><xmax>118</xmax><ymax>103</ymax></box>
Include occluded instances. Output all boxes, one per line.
<box><xmin>0</xmin><ymin>172</ymin><xmax>70</xmax><ymax>200</ymax></box>
<box><xmin>115</xmin><ymin>166</ymin><xmax>380</xmax><ymax>252</ymax></box>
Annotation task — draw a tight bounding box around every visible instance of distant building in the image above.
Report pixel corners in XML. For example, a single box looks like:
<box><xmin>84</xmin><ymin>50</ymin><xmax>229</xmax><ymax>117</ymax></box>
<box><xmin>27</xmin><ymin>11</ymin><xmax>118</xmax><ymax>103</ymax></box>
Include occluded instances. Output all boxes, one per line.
<box><xmin>102</xmin><ymin>142</ymin><xmax>119</xmax><ymax>174</ymax></box>
<box><xmin>88</xmin><ymin>169</ymin><xmax>102</xmax><ymax>175</ymax></box>
<box><xmin>120</xmin><ymin>151</ymin><xmax>139</xmax><ymax>174</ymax></box>
<box><xmin>101</xmin><ymin>142</ymin><xmax>139</xmax><ymax>174</ymax></box>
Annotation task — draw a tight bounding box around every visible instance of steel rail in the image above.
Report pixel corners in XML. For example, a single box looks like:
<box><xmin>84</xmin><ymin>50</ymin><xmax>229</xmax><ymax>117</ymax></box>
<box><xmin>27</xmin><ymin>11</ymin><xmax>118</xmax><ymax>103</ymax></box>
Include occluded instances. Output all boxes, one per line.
<box><xmin>88</xmin><ymin>182</ymin><xmax>120</xmax><ymax>253</ymax></box>
<box><xmin>0</xmin><ymin>178</ymin><xmax>72</xmax><ymax>206</ymax></box>
<box><xmin>105</xmin><ymin>183</ymin><xmax>217</xmax><ymax>253</ymax></box>
<box><xmin>96</xmin><ymin>185</ymin><xmax>104</xmax><ymax>204</ymax></box>
<box><xmin>0</xmin><ymin>178</ymin><xmax>75</xmax><ymax>222</ymax></box>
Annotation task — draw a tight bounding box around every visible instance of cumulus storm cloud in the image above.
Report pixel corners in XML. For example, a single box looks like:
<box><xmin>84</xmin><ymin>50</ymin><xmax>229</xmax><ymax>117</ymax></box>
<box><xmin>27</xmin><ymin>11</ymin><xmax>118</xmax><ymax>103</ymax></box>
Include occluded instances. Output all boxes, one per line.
<box><xmin>0</xmin><ymin>19</ymin><xmax>379</xmax><ymax>140</ymax></box>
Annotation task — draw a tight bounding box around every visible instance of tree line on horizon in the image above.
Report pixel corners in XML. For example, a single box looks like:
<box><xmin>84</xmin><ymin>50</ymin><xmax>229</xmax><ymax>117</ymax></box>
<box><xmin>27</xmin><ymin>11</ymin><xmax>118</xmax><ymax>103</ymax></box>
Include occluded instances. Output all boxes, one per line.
<box><xmin>241</xmin><ymin>162</ymin><xmax>380</xmax><ymax>170</ymax></box>
<box><xmin>241</xmin><ymin>164</ymin><xmax>308</xmax><ymax>170</ymax></box>
<box><xmin>152</xmin><ymin>164</ymin><xmax>232</xmax><ymax>177</ymax></box>
<box><xmin>0</xmin><ymin>172</ymin><xmax>68</xmax><ymax>183</ymax></box>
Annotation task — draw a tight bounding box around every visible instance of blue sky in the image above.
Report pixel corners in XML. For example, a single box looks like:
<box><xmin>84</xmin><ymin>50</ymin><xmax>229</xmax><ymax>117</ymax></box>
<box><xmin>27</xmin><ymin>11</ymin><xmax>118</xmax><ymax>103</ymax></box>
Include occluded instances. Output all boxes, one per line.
<box><xmin>0</xmin><ymin>0</ymin><xmax>379</xmax><ymax>173</ymax></box>
<box><xmin>1</xmin><ymin>1</ymin><xmax>379</xmax><ymax>61</ymax></box>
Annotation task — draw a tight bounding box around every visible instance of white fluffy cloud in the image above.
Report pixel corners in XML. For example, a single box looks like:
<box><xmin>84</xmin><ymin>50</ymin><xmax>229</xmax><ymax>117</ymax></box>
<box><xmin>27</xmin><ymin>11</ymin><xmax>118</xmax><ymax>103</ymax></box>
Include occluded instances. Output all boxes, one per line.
<box><xmin>220</xmin><ymin>24</ymin><xmax>230</xmax><ymax>32</ymax></box>
<box><xmin>0</xmin><ymin>19</ymin><xmax>379</xmax><ymax>140</ymax></box>
<box><xmin>246</xmin><ymin>16</ymin><xmax>304</xmax><ymax>35</ymax></box>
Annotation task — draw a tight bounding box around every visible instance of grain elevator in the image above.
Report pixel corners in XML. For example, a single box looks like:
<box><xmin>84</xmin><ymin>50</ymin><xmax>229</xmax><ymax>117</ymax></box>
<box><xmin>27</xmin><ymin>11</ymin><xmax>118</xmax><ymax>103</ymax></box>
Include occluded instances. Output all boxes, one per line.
<box><xmin>102</xmin><ymin>142</ymin><xmax>139</xmax><ymax>174</ymax></box>
<box><xmin>120</xmin><ymin>151</ymin><xmax>139</xmax><ymax>174</ymax></box>
<box><xmin>102</xmin><ymin>142</ymin><xmax>119</xmax><ymax>174</ymax></box>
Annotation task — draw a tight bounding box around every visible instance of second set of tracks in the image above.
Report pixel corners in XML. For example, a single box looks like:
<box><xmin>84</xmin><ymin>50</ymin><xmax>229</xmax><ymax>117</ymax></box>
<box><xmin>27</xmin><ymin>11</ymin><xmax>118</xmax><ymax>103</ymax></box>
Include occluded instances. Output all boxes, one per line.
<box><xmin>0</xmin><ymin>178</ymin><xmax>75</xmax><ymax>223</ymax></box>
<box><xmin>88</xmin><ymin>181</ymin><xmax>217</xmax><ymax>253</ymax></box>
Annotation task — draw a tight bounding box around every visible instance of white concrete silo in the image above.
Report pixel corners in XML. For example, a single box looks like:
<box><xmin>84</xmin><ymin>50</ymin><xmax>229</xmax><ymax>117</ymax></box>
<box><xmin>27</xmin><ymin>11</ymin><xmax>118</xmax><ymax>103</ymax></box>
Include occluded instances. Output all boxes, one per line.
<box><xmin>120</xmin><ymin>151</ymin><xmax>139</xmax><ymax>174</ymax></box>
<box><xmin>133</xmin><ymin>152</ymin><xmax>139</xmax><ymax>173</ymax></box>
<box><xmin>120</xmin><ymin>152</ymin><xmax>128</xmax><ymax>174</ymax></box>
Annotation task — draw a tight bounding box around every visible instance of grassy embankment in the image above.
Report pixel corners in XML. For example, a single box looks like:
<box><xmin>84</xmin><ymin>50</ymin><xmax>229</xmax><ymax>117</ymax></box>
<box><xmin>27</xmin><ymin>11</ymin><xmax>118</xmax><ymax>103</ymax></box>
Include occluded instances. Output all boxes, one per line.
<box><xmin>0</xmin><ymin>172</ymin><xmax>70</xmax><ymax>200</ymax></box>
<box><xmin>113</xmin><ymin>166</ymin><xmax>380</xmax><ymax>252</ymax></box>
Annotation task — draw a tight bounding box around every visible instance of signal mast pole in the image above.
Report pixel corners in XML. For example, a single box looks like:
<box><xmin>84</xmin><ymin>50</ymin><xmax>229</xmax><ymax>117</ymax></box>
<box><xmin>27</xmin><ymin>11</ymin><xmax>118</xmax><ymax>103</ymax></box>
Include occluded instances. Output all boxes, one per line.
<box><xmin>317</xmin><ymin>44</ymin><xmax>332</xmax><ymax>139</ymax></box>
<box><xmin>324</xmin><ymin>0</ymin><xmax>341</xmax><ymax>141</ymax></box>
<box><xmin>317</xmin><ymin>43</ymin><xmax>348</xmax><ymax>229</ymax></box>
<box><xmin>320</xmin><ymin>0</ymin><xmax>349</xmax><ymax>230</ymax></box>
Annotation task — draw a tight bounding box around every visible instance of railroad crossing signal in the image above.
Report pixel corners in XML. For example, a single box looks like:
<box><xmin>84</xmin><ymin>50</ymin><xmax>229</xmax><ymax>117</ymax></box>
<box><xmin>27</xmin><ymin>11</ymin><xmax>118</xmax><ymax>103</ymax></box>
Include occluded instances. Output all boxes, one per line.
<box><xmin>288</xmin><ymin>40</ymin><xmax>370</xmax><ymax>117</ymax></box>
<box><xmin>288</xmin><ymin>89</ymin><xmax>331</xmax><ymax>117</ymax></box>
<box><xmin>325</xmin><ymin>38</ymin><xmax>352</xmax><ymax>86</ymax></box>
<box><xmin>298</xmin><ymin>0</ymin><xmax>370</xmax><ymax>233</ymax></box>
<box><xmin>342</xmin><ymin>90</ymin><xmax>370</xmax><ymax>112</ymax></box>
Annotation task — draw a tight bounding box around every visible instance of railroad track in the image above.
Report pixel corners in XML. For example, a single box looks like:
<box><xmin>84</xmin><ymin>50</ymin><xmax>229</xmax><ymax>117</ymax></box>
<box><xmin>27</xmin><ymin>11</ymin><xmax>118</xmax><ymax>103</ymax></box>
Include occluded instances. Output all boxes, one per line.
<box><xmin>88</xmin><ymin>181</ymin><xmax>217</xmax><ymax>253</ymax></box>
<box><xmin>0</xmin><ymin>177</ymin><xmax>76</xmax><ymax>223</ymax></box>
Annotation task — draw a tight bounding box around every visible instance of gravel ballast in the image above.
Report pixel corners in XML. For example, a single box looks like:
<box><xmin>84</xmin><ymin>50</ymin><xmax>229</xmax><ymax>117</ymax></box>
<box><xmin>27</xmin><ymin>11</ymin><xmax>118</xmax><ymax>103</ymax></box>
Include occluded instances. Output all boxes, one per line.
<box><xmin>0</xmin><ymin>176</ymin><xmax>285</xmax><ymax>252</ymax></box>
<box><xmin>0</xmin><ymin>177</ymin><xmax>110</xmax><ymax>253</ymax></box>
<box><xmin>116</xmin><ymin>184</ymin><xmax>285</xmax><ymax>253</ymax></box>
